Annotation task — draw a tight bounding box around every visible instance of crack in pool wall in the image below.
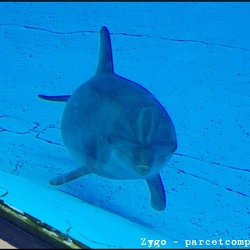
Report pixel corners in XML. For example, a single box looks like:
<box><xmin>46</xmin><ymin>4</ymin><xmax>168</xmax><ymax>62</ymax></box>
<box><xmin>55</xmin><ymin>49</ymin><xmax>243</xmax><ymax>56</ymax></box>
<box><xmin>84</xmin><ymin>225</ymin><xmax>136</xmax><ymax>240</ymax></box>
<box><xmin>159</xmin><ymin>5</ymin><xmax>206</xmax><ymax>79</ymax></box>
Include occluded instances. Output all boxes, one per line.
<box><xmin>175</xmin><ymin>152</ymin><xmax>250</xmax><ymax>174</ymax></box>
<box><xmin>0</xmin><ymin>23</ymin><xmax>250</xmax><ymax>52</ymax></box>
<box><xmin>66</xmin><ymin>221</ymin><xmax>72</xmax><ymax>236</ymax></box>
<box><xmin>175</xmin><ymin>167</ymin><xmax>249</xmax><ymax>198</ymax></box>
<box><xmin>0</xmin><ymin>23</ymin><xmax>98</xmax><ymax>35</ymax></box>
<box><xmin>0</xmin><ymin>119</ymin><xmax>39</xmax><ymax>135</ymax></box>
<box><xmin>116</xmin><ymin>32</ymin><xmax>250</xmax><ymax>52</ymax></box>
<box><xmin>11</xmin><ymin>156</ymin><xmax>24</xmax><ymax>174</ymax></box>
<box><xmin>172</xmin><ymin>152</ymin><xmax>250</xmax><ymax>198</ymax></box>
<box><xmin>0</xmin><ymin>187</ymin><xmax>8</xmax><ymax>197</ymax></box>
<box><xmin>0</xmin><ymin>114</ymin><xmax>62</xmax><ymax>146</ymax></box>
<box><xmin>35</xmin><ymin>128</ymin><xmax>62</xmax><ymax>146</ymax></box>
<box><xmin>79</xmin><ymin>232</ymin><xmax>121</xmax><ymax>249</ymax></box>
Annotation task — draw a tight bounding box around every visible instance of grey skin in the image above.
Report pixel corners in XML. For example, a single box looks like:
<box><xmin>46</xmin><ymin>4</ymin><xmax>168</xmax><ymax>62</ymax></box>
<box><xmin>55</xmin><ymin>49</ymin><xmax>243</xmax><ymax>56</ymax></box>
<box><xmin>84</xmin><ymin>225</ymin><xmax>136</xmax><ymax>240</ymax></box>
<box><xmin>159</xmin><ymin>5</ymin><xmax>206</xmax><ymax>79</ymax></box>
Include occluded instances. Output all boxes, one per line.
<box><xmin>38</xmin><ymin>26</ymin><xmax>177</xmax><ymax>211</ymax></box>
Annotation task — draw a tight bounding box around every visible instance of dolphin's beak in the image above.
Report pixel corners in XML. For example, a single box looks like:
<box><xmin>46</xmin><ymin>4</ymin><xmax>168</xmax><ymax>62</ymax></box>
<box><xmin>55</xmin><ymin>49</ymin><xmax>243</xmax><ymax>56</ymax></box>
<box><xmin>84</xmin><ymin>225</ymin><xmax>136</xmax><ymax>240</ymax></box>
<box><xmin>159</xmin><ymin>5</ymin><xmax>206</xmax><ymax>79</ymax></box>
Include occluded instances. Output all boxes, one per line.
<box><xmin>135</xmin><ymin>164</ymin><xmax>151</xmax><ymax>176</ymax></box>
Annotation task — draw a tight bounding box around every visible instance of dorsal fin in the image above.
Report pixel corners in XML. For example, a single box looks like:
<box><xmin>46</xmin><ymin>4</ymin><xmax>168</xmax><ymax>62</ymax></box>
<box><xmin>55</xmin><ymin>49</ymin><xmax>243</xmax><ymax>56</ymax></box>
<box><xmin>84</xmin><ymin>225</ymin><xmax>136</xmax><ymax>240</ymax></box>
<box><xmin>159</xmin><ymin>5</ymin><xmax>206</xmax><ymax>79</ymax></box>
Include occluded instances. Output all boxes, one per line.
<box><xmin>95</xmin><ymin>26</ymin><xmax>114</xmax><ymax>75</ymax></box>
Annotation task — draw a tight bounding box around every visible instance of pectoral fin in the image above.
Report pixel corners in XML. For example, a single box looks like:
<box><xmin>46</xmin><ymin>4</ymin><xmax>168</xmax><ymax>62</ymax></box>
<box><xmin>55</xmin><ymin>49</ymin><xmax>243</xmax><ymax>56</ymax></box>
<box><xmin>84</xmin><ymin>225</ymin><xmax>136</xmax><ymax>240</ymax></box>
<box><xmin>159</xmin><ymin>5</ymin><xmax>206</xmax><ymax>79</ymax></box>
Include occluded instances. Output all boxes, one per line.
<box><xmin>38</xmin><ymin>94</ymin><xmax>71</xmax><ymax>102</ymax></box>
<box><xmin>50</xmin><ymin>163</ymin><xmax>92</xmax><ymax>186</ymax></box>
<box><xmin>146</xmin><ymin>174</ymin><xmax>166</xmax><ymax>211</ymax></box>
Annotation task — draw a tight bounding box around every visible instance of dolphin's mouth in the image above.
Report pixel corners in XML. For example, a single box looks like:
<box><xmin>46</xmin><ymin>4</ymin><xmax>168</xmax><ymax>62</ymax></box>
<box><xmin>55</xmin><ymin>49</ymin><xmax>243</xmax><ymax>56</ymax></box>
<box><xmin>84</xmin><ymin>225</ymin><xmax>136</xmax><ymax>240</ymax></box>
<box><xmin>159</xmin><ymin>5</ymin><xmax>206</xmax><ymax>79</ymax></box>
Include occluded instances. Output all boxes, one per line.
<box><xmin>134</xmin><ymin>164</ymin><xmax>151</xmax><ymax>176</ymax></box>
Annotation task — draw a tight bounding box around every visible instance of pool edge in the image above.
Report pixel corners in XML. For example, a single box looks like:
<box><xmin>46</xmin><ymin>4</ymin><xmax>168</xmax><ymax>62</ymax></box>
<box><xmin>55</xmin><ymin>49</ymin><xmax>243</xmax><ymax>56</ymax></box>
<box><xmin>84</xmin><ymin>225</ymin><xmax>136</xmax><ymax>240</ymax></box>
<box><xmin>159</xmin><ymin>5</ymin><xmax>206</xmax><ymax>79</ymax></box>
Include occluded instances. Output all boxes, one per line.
<box><xmin>0</xmin><ymin>200</ymin><xmax>89</xmax><ymax>249</ymax></box>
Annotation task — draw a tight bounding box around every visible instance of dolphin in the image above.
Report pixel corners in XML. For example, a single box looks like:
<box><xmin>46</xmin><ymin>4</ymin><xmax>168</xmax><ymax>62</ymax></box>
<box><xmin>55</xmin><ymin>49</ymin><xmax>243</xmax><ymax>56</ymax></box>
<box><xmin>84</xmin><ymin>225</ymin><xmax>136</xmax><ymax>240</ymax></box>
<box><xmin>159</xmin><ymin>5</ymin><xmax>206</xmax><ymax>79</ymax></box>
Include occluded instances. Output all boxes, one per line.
<box><xmin>38</xmin><ymin>26</ymin><xmax>177</xmax><ymax>211</ymax></box>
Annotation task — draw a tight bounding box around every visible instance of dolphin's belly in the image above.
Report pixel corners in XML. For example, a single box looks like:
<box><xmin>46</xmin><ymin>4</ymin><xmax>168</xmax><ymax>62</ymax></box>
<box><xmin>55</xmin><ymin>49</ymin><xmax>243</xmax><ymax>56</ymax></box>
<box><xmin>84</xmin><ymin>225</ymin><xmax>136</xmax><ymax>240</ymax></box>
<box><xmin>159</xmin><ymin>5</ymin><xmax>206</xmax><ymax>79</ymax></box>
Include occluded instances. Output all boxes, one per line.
<box><xmin>94</xmin><ymin>151</ymin><xmax>141</xmax><ymax>180</ymax></box>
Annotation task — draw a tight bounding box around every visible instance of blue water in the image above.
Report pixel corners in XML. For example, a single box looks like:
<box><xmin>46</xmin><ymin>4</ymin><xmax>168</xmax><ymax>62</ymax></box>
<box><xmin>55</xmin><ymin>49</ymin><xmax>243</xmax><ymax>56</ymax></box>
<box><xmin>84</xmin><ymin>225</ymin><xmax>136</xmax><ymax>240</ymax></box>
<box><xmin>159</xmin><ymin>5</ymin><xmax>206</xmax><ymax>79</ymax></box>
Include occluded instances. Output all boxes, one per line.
<box><xmin>0</xmin><ymin>2</ymin><xmax>249</xmax><ymax>248</ymax></box>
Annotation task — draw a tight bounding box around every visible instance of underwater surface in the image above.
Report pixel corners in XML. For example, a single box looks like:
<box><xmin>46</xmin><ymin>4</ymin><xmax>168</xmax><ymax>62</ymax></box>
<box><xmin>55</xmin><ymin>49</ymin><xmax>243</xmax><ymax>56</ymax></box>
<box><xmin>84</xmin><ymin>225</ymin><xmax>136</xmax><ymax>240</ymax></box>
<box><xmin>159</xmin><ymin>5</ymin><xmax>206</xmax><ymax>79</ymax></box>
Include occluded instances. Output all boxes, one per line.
<box><xmin>0</xmin><ymin>2</ymin><xmax>249</xmax><ymax>248</ymax></box>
